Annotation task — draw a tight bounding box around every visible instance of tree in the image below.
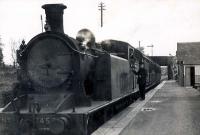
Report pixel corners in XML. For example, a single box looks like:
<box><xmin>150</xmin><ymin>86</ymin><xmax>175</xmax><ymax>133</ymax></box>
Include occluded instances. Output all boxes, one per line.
<box><xmin>10</xmin><ymin>39</ymin><xmax>21</xmax><ymax>68</ymax></box>
<box><xmin>0</xmin><ymin>36</ymin><xmax>4</xmax><ymax>66</ymax></box>
<box><xmin>136</xmin><ymin>46</ymin><xmax>145</xmax><ymax>54</ymax></box>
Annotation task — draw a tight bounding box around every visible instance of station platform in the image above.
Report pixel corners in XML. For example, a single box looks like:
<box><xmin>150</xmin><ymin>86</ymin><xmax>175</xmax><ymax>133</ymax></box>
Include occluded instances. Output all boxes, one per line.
<box><xmin>93</xmin><ymin>80</ymin><xmax>200</xmax><ymax>135</ymax></box>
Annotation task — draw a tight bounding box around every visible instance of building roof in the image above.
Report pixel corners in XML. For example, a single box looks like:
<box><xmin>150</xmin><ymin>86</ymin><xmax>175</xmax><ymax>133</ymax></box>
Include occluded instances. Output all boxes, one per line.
<box><xmin>176</xmin><ymin>42</ymin><xmax>200</xmax><ymax>64</ymax></box>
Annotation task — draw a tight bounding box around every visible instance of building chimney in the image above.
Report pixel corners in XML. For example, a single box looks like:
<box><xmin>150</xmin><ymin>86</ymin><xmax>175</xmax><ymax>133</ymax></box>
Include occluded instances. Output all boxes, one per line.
<box><xmin>42</xmin><ymin>4</ymin><xmax>67</xmax><ymax>33</ymax></box>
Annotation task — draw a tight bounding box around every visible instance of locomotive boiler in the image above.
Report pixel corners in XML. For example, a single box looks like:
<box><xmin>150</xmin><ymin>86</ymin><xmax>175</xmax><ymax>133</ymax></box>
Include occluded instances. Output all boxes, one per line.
<box><xmin>0</xmin><ymin>3</ymin><xmax>161</xmax><ymax>135</ymax></box>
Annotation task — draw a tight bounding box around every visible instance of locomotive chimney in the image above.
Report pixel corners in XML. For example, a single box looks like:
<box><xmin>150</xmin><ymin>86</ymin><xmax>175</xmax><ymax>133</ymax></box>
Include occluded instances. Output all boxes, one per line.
<box><xmin>42</xmin><ymin>4</ymin><xmax>67</xmax><ymax>33</ymax></box>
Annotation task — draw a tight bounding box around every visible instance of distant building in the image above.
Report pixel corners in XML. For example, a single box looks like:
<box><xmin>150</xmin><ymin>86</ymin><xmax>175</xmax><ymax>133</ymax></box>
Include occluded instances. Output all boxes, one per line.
<box><xmin>176</xmin><ymin>42</ymin><xmax>200</xmax><ymax>87</ymax></box>
<box><xmin>150</xmin><ymin>56</ymin><xmax>177</xmax><ymax>80</ymax></box>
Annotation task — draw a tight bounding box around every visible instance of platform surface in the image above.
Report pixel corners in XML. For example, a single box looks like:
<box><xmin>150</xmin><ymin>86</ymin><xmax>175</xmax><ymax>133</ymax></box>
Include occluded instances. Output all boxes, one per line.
<box><xmin>93</xmin><ymin>81</ymin><xmax>165</xmax><ymax>135</ymax></box>
<box><xmin>121</xmin><ymin>80</ymin><xmax>200</xmax><ymax>135</ymax></box>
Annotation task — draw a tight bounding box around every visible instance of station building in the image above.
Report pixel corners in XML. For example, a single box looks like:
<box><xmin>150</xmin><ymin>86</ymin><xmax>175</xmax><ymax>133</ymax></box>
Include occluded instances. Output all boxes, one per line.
<box><xmin>176</xmin><ymin>42</ymin><xmax>200</xmax><ymax>87</ymax></box>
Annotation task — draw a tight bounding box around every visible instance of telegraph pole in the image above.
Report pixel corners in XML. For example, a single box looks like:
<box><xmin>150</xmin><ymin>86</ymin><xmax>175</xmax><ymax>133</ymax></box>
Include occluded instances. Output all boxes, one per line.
<box><xmin>98</xmin><ymin>2</ymin><xmax>106</xmax><ymax>27</ymax></box>
<box><xmin>41</xmin><ymin>15</ymin><xmax>44</xmax><ymax>32</ymax></box>
<box><xmin>139</xmin><ymin>41</ymin><xmax>141</xmax><ymax>50</ymax></box>
<box><xmin>147</xmin><ymin>44</ymin><xmax>154</xmax><ymax>56</ymax></box>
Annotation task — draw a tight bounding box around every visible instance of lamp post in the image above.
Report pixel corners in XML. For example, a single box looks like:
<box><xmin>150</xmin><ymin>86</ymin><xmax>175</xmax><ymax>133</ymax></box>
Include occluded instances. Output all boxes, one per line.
<box><xmin>147</xmin><ymin>44</ymin><xmax>154</xmax><ymax>56</ymax></box>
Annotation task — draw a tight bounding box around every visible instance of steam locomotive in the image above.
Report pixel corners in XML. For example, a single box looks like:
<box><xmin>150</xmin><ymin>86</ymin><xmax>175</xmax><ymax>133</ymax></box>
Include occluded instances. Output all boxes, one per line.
<box><xmin>0</xmin><ymin>4</ymin><xmax>161</xmax><ymax>135</ymax></box>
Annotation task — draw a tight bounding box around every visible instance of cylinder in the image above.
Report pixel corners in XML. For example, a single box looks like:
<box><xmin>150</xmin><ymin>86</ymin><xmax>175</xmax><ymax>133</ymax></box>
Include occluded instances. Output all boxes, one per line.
<box><xmin>42</xmin><ymin>4</ymin><xmax>67</xmax><ymax>33</ymax></box>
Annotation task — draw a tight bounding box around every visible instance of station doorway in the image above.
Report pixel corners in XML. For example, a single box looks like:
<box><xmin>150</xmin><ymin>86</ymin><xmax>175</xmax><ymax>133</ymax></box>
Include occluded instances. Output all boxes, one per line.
<box><xmin>185</xmin><ymin>67</ymin><xmax>195</xmax><ymax>87</ymax></box>
<box><xmin>190</xmin><ymin>67</ymin><xmax>195</xmax><ymax>87</ymax></box>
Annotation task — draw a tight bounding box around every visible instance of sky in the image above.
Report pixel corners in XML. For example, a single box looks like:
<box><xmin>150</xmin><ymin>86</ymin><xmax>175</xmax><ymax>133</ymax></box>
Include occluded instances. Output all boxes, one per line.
<box><xmin>0</xmin><ymin>0</ymin><xmax>200</xmax><ymax>64</ymax></box>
